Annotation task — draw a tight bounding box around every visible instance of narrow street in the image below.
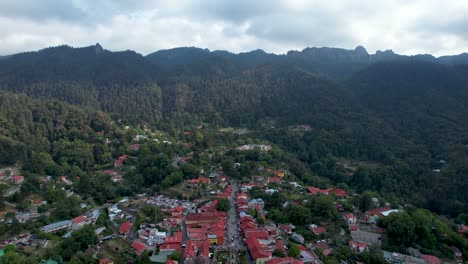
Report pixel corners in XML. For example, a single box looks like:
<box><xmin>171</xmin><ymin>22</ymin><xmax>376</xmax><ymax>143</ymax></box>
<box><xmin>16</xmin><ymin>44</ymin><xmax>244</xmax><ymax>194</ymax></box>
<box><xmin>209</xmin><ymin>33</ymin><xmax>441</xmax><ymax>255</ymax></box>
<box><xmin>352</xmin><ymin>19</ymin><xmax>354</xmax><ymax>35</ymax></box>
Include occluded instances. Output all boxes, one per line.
<box><xmin>223</xmin><ymin>179</ymin><xmax>251</xmax><ymax>263</ymax></box>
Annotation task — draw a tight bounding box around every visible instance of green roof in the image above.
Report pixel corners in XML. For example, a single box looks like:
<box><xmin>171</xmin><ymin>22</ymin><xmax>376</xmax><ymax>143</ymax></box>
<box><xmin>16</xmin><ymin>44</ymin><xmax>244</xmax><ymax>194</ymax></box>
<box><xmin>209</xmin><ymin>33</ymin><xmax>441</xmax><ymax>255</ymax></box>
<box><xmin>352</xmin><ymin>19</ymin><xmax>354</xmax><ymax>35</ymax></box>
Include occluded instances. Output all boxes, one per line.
<box><xmin>0</xmin><ymin>249</ymin><xmax>5</xmax><ymax>257</ymax></box>
<box><xmin>150</xmin><ymin>251</ymin><xmax>172</xmax><ymax>264</ymax></box>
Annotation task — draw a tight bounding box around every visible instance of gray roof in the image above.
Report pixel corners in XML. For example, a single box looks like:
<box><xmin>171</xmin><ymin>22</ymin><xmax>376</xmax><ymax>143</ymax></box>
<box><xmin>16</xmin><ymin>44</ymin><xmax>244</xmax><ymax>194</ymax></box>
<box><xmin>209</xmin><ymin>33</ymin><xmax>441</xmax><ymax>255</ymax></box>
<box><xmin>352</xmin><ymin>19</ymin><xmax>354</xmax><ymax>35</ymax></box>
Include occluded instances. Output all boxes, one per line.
<box><xmin>40</xmin><ymin>220</ymin><xmax>71</xmax><ymax>232</ymax></box>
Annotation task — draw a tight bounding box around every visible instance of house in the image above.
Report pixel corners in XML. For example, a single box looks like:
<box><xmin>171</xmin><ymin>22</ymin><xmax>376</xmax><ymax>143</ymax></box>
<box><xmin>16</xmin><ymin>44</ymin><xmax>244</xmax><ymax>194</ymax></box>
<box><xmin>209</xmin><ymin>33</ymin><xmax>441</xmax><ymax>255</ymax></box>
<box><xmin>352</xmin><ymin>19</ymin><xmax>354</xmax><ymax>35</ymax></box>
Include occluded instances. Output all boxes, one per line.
<box><xmin>266</xmin><ymin>257</ymin><xmax>304</xmax><ymax>264</ymax></box>
<box><xmin>298</xmin><ymin>245</ymin><xmax>320</xmax><ymax>264</ymax></box>
<box><xmin>451</xmin><ymin>247</ymin><xmax>463</xmax><ymax>263</ymax></box>
<box><xmin>185</xmin><ymin>177</ymin><xmax>210</xmax><ymax>186</ymax></box>
<box><xmin>128</xmin><ymin>144</ymin><xmax>140</xmax><ymax>151</ymax></box>
<box><xmin>40</xmin><ymin>220</ymin><xmax>72</xmax><ymax>233</ymax></box>
<box><xmin>71</xmin><ymin>215</ymin><xmax>89</xmax><ymax>230</ymax></box>
<box><xmin>275</xmin><ymin>239</ymin><xmax>287</xmax><ymax>256</ymax></box>
<box><xmin>331</xmin><ymin>188</ymin><xmax>347</xmax><ymax>197</ymax></box>
<box><xmin>421</xmin><ymin>254</ymin><xmax>440</xmax><ymax>264</ymax></box>
<box><xmin>114</xmin><ymin>155</ymin><xmax>128</xmax><ymax>167</ymax></box>
<box><xmin>168</xmin><ymin>206</ymin><xmax>184</xmax><ymax>217</ymax></box>
<box><xmin>119</xmin><ymin>221</ymin><xmax>132</xmax><ymax>236</ymax></box>
<box><xmin>15</xmin><ymin>213</ymin><xmax>31</xmax><ymax>223</ymax></box>
<box><xmin>8</xmin><ymin>175</ymin><xmax>24</xmax><ymax>184</ymax></box>
<box><xmin>291</xmin><ymin>233</ymin><xmax>305</xmax><ymax>244</ymax></box>
<box><xmin>458</xmin><ymin>224</ymin><xmax>468</xmax><ymax>236</ymax></box>
<box><xmin>366</xmin><ymin>207</ymin><xmax>391</xmax><ymax>217</ymax></box>
<box><xmin>131</xmin><ymin>241</ymin><xmax>146</xmax><ymax>256</ymax></box>
<box><xmin>343</xmin><ymin>213</ymin><xmax>357</xmax><ymax>224</ymax></box>
<box><xmin>309</xmin><ymin>224</ymin><xmax>326</xmax><ymax>236</ymax></box>
<box><xmin>150</xmin><ymin>230</ymin><xmax>167</xmax><ymax>245</ymax></box>
<box><xmin>183</xmin><ymin>240</ymin><xmax>210</xmax><ymax>261</ymax></box>
<box><xmin>268</xmin><ymin>177</ymin><xmax>281</xmax><ymax>183</ymax></box>
<box><xmin>349</xmin><ymin>224</ymin><xmax>360</xmax><ymax>231</ymax></box>
<box><xmin>349</xmin><ymin>240</ymin><xmax>367</xmax><ymax>253</ymax></box>
<box><xmin>246</xmin><ymin>236</ymin><xmax>272</xmax><ymax>264</ymax></box>
<box><xmin>306</xmin><ymin>186</ymin><xmax>321</xmax><ymax>195</ymax></box>
<box><xmin>274</xmin><ymin>170</ymin><xmax>285</xmax><ymax>177</ymax></box>
<box><xmin>279</xmin><ymin>224</ymin><xmax>295</xmax><ymax>235</ymax></box>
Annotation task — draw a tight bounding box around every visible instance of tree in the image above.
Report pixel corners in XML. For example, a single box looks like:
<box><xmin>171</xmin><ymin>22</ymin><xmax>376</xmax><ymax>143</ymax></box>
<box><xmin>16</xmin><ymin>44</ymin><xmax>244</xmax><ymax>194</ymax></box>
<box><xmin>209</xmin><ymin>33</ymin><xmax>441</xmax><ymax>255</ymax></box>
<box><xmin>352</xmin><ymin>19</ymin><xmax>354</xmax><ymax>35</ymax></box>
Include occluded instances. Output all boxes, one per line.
<box><xmin>137</xmin><ymin>251</ymin><xmax>151</xmax><ymax>264</ymax></box>
<box><xmin>359</xmin><ymin>246</ymin><xmax>387</xmax><ymax>264</ymax></box>
<box><xmin>273</xmin><ymin>248</ymin><xmax>286</xmax><ymax>257</ymax></box>
<box><xmin>312</xmin><ymin>195</ymin><xmax>336</xmax><ymax>220</ymax></box>
<box><xmin>216</xmin><ymin>198</ymin><xmax>230</xmax><ymax>212</ymax></box>
<box><xmin>359</xmin><ymin>191</ymin><xmax>374</xmax><ymax>212</ymax></box>
<box><xmin>287</xmin><ymin>244</ymin><xmax>300</xmax><ymax>258</ymax></box>
<box><xmin>168</xmin><ymin>250</ymin><xmax>180</xmax><ymax>261</ymax></box>
<box><xmin>289</xmin><ymin>205</ymin><xmax>311</xmax><ymax>225</ymax></box>
<box><xmin>379</xmin><ymin>212</ymin><xmax>415</xmax><ymax>247</ymax></box>
<box><xmin>411</xmin><ymin>209</ymin><xmax>436</xmax><ymax>248</ymax></box>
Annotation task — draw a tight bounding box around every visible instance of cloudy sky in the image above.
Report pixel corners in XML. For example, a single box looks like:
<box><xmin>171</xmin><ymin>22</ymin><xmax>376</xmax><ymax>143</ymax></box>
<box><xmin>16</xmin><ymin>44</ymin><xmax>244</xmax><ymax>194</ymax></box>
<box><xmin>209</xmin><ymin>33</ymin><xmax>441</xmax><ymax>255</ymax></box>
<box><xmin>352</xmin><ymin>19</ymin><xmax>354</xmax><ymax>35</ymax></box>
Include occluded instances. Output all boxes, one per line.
<box><xmin>1</xmin><ymin>0</ymin><xmax>467</xmax><ymax>56</ymax></box>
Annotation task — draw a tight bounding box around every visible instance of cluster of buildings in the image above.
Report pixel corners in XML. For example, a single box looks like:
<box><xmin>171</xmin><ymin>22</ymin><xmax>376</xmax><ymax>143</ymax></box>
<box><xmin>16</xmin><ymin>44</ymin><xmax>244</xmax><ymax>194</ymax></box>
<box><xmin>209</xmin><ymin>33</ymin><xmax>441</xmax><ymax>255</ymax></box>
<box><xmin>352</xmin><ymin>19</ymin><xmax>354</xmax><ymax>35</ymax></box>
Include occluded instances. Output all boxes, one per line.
<box><xmin>236</xmin><ymin>191</ymin><xmax>319</xmax><ymax>264</ymax></box>
<box><xmin>40</xmin><ymin>209</ymin><xmax>100</xmax><ymax>233</ymax></box>
<box><xmin>306</xmin><ymin>186</ymin><xmax>347</xmax><ymax>198</ymax></box>
<box><xmin>101</xmin><ymin>169</ymin><xmax>123</xmax><ymax>183</ymax></box>
<box><xmin>237</xmin><ymin>144</ymin><xmax>273</xmax><ymax>151</ymax></box>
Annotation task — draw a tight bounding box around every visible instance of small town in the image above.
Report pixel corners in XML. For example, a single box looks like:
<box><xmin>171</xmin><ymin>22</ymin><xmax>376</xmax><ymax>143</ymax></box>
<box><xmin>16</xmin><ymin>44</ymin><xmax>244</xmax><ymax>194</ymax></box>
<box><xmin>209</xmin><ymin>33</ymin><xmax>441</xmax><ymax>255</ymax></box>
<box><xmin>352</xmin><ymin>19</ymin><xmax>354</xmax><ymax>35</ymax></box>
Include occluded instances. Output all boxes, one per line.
<box><xmin>0</xmin><ymin>122</ymin><xmax>467</xmax><ymax>264</ymax></box>
<box><xmin>1</xmin><ymin>1</ymin><xmax>468</xmax><ymax>264</ymax></box>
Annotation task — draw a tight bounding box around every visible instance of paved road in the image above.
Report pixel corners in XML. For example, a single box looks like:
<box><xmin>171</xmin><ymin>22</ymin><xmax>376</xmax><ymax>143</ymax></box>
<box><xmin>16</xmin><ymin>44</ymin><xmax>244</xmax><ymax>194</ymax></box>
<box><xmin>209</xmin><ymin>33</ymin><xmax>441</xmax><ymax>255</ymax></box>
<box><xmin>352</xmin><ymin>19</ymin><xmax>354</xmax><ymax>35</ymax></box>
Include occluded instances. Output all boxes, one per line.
<box><xmin>222</xmin><ymin>179</ymin><xmax>253</xmax><ymax>263</ymax></box>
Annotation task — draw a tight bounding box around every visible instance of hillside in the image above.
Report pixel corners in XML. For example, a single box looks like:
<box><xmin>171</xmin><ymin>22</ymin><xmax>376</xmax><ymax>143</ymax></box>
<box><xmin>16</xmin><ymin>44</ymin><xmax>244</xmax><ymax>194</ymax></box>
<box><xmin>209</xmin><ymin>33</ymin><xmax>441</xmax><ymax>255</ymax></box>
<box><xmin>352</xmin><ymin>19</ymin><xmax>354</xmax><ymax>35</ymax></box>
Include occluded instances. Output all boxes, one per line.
<box><xmin>0</xmin><ymin>44</ymin><xmax>467</xmax><ymax>216</ymax></box>
<box><xmin>0</xmin><ymin>44</ymin><xmax>163</xmax><ymax>124</ymax></box>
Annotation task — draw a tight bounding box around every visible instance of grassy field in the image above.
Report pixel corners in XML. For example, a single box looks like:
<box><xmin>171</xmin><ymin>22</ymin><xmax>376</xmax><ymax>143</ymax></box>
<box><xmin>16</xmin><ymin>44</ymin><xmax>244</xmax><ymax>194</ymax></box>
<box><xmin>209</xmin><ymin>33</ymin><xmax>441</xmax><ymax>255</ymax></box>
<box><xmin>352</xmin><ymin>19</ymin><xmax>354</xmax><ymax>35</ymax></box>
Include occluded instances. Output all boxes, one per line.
<box><xmin>97</xmin><ymin>238</ymin><xmax>132</xmax><ymax>264</ymax></box>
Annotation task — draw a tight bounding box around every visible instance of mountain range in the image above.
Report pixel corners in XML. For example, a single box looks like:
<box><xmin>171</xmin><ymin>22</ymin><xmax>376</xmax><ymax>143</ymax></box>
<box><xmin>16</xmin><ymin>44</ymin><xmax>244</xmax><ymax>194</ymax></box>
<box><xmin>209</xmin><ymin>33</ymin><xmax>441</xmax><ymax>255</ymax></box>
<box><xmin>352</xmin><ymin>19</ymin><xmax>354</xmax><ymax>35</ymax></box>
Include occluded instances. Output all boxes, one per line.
<box><xmin>0</xmin><ymin>43</ymin><xmax>467</xmax><ymax>215</ymax></box>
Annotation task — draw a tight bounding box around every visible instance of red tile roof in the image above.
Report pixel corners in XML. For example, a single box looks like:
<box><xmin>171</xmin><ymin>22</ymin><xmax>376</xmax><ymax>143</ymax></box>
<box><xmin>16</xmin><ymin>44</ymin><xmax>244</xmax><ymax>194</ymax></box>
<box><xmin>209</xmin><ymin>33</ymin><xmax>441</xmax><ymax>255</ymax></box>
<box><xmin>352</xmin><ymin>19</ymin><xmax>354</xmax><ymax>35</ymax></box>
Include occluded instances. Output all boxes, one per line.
<box><xmin>131</xmin><ymin>241</ymin><xmax>146</xmax><ymax>255</ymax></box>
<box><xmin>275</xmin><ymin>239</ymin><xmax>287</xmax><ymax>255</ymax></box>
<box><xmin>245</xmin><ymin>229</ymin><xmax>269</xmax><ymax>240</ymax></box>
<box><xmin>160</xmin><ymin>243</ymin><xmax>181</xmax><ymax>252</ymax></box>
<box><xmin>307</xmin><ymin>186</ymin><xmax>321</xmax><ymax>195</ymax></box>
<box><xmin>266</xmin><ymin>257</ymin><xmax>304</xmax><ymax>264</ymax></box>
<box><xmin>367</xmin><ymin>207</ymin><xmax>391</xmax><ymax>216</ymax></box>
<box><xmin>422</xmin><ymin>254</ymin><xmax>440</xmax><ymax>264</ymax></box>
<box><xmin>71</xmin><ymin>215</ymin><xmax>87</xmax><ymax>224</ymax></box>
<box><xmin>311</xmin><ymin>227</ymin><xmax>326</xmax><ymax>235</ymax></box>
<box><xmin>268</xmin><ymin>177</ymin><xmax>281</xmax><ymax>183</ymax></box>
<box><xmin>119</xmin><ymin>221</ymin><xmax>132</xmax><ymax>234</ymax></box>
<box><xmin>246</xmin><ymin>237</ymin><xmax>271</xmax><ymax>260</ymax></box>
<box><xmin>164</xmin><ymin>231</ymin><xmax>182</xmax><ymax>244</ymax></box>
<box><xmin>332</xmin><ymin>188</ymin><xmax>347</xmax><ymax>197</ymax></box>
<box><xmin>344</xmin><ymin>213</ymin><xmax>356</xmax><ymax>220</ymax></box>
<box><xmin>11</xmin><ymin>175</ymin><xmax>24</xmax><ymax>181</ymax></box>
<box><xmin>184</xmin><ymin>240</ymin><xmax>210</xmax><ymax>259</ymax></box>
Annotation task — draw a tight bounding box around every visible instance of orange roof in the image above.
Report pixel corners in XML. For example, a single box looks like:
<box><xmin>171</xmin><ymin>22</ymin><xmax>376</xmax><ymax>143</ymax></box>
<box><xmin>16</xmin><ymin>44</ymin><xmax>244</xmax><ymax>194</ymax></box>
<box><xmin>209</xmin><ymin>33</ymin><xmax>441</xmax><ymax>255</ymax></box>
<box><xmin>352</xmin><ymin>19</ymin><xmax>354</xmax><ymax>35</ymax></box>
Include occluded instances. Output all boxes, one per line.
<box><xmin>344</xmin><ymin>213</ymin><xmax>356</xmax><ymax>220</ymax></box>
<box><xmin>119</xmin><ymin>221</ymin><xmax>132</xmax><ymax>234</ymax></box>
<box><xmin>247</xmin><ymin>237</ymin><xmax>271</xmax><ymax>260</ymax></box>
<box><xmin>367</xmin><ymin>207</ymin><xmax>391</xmax><ymax>216</ymax></box>
<box><xmin>131</xmin><ymin>241</ymin><xmax>146</xmax><ymax>255</ymax></box>
<box><xmin>71</xmin><ymin>215</ymin><xmax>87</xmax><ymax>224</ymax></box>
<box><xmin>422</xmin><ymin>255</ymin><xmax>440</xmax><ymax>264</ymax></box>
<box><xmin>160</xmin><ymin>243</ymin><xmax>181</xmax><ymax>252</ymax></box>
<box><xmin>164</xmin><ymin>231</ymin><xmax>182</xmax><ymax>244</ymax></box>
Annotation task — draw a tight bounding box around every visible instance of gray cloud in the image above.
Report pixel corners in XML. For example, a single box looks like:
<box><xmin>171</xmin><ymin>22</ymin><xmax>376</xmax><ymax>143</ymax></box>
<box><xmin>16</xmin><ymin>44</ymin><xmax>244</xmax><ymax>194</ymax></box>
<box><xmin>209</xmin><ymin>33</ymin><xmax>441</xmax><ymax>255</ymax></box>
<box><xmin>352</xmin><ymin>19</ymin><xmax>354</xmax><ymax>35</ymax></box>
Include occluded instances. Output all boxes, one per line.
<box><xmin>0</xmin><ymin>0</ymin><xmax>467</xmax><ymax>56</ymax></box>
<box><xmin>0</xmin><ymin>0</ymin><xmax>86</xmax><ymax>22</ymax></box>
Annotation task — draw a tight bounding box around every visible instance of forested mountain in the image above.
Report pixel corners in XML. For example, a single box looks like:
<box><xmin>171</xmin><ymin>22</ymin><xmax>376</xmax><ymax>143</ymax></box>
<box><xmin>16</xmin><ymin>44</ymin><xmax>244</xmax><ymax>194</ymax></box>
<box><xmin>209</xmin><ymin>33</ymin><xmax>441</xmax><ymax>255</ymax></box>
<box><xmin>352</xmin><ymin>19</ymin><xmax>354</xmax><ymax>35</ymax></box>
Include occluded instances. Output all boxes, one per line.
<box><xmin>1</xmin><ymin>44</ymin><xmax>467</xmax><ymax>216</ymax></box>
<box><xmin>0</xmin><ymin>44</ymin><xmax>163</xmax><ymax>124</ymax></box>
